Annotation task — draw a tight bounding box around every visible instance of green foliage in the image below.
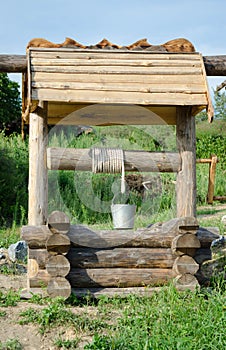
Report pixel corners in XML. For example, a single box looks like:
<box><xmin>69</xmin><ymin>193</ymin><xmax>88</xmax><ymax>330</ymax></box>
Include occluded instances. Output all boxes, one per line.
<box><xmin>54</xmin><ymin>337</ymin><xmax>80</xmax><ymax>349</ymax></box>
<box><xmin>0</xmin><ymin>338</ymin><xmax>22</xmax><ymax>350</ymax></box>
<box><xmin>19</xmin><ymin>297</ymin><xmax>108</xmax><ymax>334</ymax></box>
<box><xmin>0</xmin><ymin>132</ymin><xmax>28</xmax><ymax>226</ymax></box>
<box><xmin>0</xmin><ymin>290</ymin><xmax>20</xmax><ymax>307</ymax></box>
<box><xmin>0</xmin><ymin>73</ymin><xmax>21</xmax><ymax>133</ymax></box>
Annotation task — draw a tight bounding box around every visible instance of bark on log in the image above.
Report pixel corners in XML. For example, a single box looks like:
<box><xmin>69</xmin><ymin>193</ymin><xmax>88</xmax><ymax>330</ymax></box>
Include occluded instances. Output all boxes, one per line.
<box><xmin>66</xmin><ymin>247</ymin><xmax>175</xmax><ymax>268</ymax></box>
<box><xmin>174</xmin><ymin>273</ymin><xmax>199</xmax><ymax>291</ymax></box>
<box><xmin>0</xmin><ymin>54</ymin><xmax>27</xmax><ymax>73</ymax></box>
<box><xmin>67</xmin><ymin>268</ymin><xmax>175</xmax><ymax>288</ymax></box>
<box><xmin>47</xmin><ymin>233</ymin><xmax>71</xmax><ymax>255</ymax></box>
<box><xmin>47</xmin><ymin>148</ymin><xmax>181</xmax><ymax>173</ymax></box>
<box><xmin>194</xmin><ymin>248</ymin><xmax>212</xmax><ymax>264</ymax></box>
<box><xmin>68</xmin><ymin>224</ymin><xmax>177</xmax><ymax>249</ymax></box>
<box><xmin>21</xmin><ymin>225</ymin><xmax>52</xmax><ymax>248</ymax></box>
<box><xmin>48</xmin><ymin>210</ymin><xmax>70</xmax><ymax>234</ymax></box>
<box><xmin>46</xmin><ymin>255</ymin><xmax>70</xmax><ymax>277</ymax></box>
<box><xmin>196</xmin><ymin>227</ymin><xmax>220</xmax><ymax>248</ymax></box>
<box><xmin>47</xmin><ymin>277</ymin><xmax>71</xmax><ymax>299</ymax></box>
<box><xmin>68</xmin><ymin>220</ymin><xmax>202</xmax><ymax>249</ymax></box>
<box><xmin>173</xmin><ymin>255</ymin><xmax>199</xmax><ymax>275</ymax></box>
<box><xmin>172</xmin><ymin>233</ymin><xmax>201</xmax><ymax>256</ymax></box>
<box><xmin>0</xmin><ymin>54</ymin><xmax>225</xmax><ymax>76</ymax></box>
<box><xmin>203</xmin><ymin>55</ymin><xmax>226</xmax><ymax>76</ymax></box>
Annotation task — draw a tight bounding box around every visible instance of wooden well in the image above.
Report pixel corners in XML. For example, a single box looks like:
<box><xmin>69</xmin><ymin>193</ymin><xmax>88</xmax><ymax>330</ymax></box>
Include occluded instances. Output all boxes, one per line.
<box><xmin>22</xmin><ymin>46</ymin><xmax>216</xmax><ymax>297</ymax></box>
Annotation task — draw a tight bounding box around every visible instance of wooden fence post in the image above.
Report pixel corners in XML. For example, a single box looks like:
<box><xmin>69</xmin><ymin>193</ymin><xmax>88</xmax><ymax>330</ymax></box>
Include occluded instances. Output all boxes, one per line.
<box><xmin>207</xmin><ymin>155</ymin><xmax>218</xmax><ymax>204</ymax></box>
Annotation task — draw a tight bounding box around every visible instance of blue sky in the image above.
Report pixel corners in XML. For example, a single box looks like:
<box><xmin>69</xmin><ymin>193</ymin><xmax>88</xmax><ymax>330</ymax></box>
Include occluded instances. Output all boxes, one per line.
<box><xmin>1</xmin><ymin>0</ymin><xmax>225</xmax><ymax>90</ymax></box>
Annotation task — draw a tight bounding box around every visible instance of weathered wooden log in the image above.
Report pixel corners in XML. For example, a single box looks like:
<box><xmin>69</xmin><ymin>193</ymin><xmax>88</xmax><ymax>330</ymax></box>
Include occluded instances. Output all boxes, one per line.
<box><xmin>47</xmin><ymin>233</ymin><xmax>71</xmax><ymax>255</ymax></box>
<box><xmin>0</xmin><ymin>54</ymin><xmax>27</xmax><ymax>73</ymax></box>
<box><xmin>47</xmin><ymin>277</ymin><xmax>71</xmax><ymax>299</ymax></box>
<box><xmin>46</xmin><ymin>255</ymin><xmax>70</xmax><ymax>277</ymax></box>
<box><xmin>173</xmin><ymin>255</ymin><xmax>199</xmax><ymax>275</ymax></box>
<box><xmin>176</xmin><ymin>106</ymin><xmax>196</xmax><ymax>217</ymax></box>
<box><xmin>48</xmin><ymin>210</ymin><xmax>70</xmax><ymax>234</ymax></box>
<box><xmin>174</xmin><ymin>274</ymin><xmax>200</xmax><ymax>291</ymax></box>
<box><xmin>68</xmin><ymin>225</ymin><xmax>176</xmax><ymax>248</ymax></box>
<box><xmin>67</xmin><ymin>218</ymin><xmax>194</xmax><ymax>249</ymax></box>
<box><xmin>21</xmin><ymin>225</ymin><xmax>52</xmax><ymax>248</ymax></box>
<box><xmin>28</xmin><ymin>101</ymin><xmax>48</xmax><ymax>225</ymax></box>
<box><xmin>29</xmin><ymin>269</ymin><xmax>51</xmax><ymax>288</ymax></box>
<box><xmin>0</xmin><ymin>54</ymin><xmax>225</xmax><ymax>76</ymax></box>
<box><xmin>28</xmin><ymin>248</ymin><xmax>50</xmax><ymax>269</ymax></box>
<box><xmin>71</xmin><ymin>286</ymin><xmax>163</xmax><ymax>298</ymax></box>
<box><xmin>47</xmin><ymin>148</ymin><xmax>181</xmax><ymax>173</ymax></box>
<box><xmin>194</xmin><ymin>248</ymin><xmax>212</xmax><ymax>264</ymax></box>
<box><xmin>178</xmin><ymin>216</ymin><xmax>199</xmax><ymax>233</ymax></box>
<box><xmin>172</xmin><ymin>233</ymin><xmax>201</xmax><ymax>256</ymax></box>
<box><xmin>27</xmin><ymin>258</ymin><xmax>39</xmax><ymax>278</ymax></box>
<box><xmin>203</xmin><ymin>55</ymin><xmax>226</xmax><ymax>76</ymax></box>
<box><xmin>66</xmin><ymin>247</ymin><xmax>175</xmax><ymax>268</ymax></box>
<box><xmin>196</xmin><ymin>227</ymin><xmax>220</xmax><ymax>248</ymax></box>
<box><xmin>67</xmin><ymin>268</ymin><xmax>175</xmax><ymax>288</ymax></box>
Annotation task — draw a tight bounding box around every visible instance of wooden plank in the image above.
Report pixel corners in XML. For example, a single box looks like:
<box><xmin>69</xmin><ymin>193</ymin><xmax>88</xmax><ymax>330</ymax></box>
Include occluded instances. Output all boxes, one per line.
<box><xmin>47</xmin><ymin>148</ymin><xmax>181</xmax><ymax>172</ymax></box>
<box><xmin>67</xmin><ymin>268</ymin><xmax>175</xmax><ymax>288</ymax></box>
<box><xmin>31</xmin><ymin>65</ymin><xmax>202</xmax><ymax>75</ymax></box>
<box><xmin>31</xmin><ymin>57</ymin><xmax>202</xmax><ymax>68</ymax></box>
<box><xmin>30</xmin><ymin>50</ymin><xmax>201</xmax><ymax>60</ymax></box>
<box><xmin>46</xmin><ymin>103</ymin><xmax>177</xmax><ymax>125</ymax></box>
<box><xmin>1</xmin><ymin>53</ymin><xmax>225</xmax><ymax>76</ymax></box>
<box><xmin>31</xmin><ymin>89</ymin><xmax>207</xmax><ymax>105</ymax></box>
<box><xmin>176</xmin><ymin>107</ymin><xmax>197</xmax><ymax>217</ymax></box>
<box><xmin>32</xmin><ymin>72</ymin><xmax>205</xmax><ymax>84</ymax></box>
<box><xmin>32</xmin><ymin>81</ymin><xmax>205</xmax><ymax>94</ymax></box>
<box><xmin>66</xmin><ymin>247</ymin><xmax>175</xmax><ymax>268</ymax></box>
<box><xmin>28</xmin><ymin>101</ymin><xmax>48</xmax><ymax>225</ymax></box>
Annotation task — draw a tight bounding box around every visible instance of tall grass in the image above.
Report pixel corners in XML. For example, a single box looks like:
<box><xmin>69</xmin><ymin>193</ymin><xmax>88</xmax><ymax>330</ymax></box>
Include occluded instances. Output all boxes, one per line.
<box><xmin>0</xmin><ymin>132</ymin><xmax>28</xmax><ymax>227</ymax></box>
<box><xmin>0</xmin><ymin>121</ymin><xmax>225</xmax><ymax>229</ymax></box>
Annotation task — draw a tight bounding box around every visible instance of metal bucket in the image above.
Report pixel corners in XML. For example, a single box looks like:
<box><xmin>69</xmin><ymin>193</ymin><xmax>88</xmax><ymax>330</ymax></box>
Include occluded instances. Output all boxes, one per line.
<box><xmin>111</xmin><ymin>204</ymin><xmax>136</xmax><ymax>229</ymax></box>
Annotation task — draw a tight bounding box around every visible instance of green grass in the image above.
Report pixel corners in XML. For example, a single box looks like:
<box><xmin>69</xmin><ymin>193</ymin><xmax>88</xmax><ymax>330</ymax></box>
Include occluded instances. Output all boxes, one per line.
<box><xmin>0</xmin><ymin>338</ymin><xmax>22</xmax><ymax>350</ymax></box>
<box><xmin>84</xmin><ymin>284</ymin><xmax>226</xmax><ymax>350</ymax></box>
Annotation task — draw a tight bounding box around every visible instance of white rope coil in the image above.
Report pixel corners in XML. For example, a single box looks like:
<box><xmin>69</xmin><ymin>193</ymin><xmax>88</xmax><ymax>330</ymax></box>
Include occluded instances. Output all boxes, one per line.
<box><xmin>92</xmin><ymin>147</ymin><xmax>125</xmax><ymax>193</ymax></box>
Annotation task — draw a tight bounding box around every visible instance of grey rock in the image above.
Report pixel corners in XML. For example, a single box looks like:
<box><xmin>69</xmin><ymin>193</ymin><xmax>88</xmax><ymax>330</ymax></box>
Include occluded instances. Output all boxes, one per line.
<box><xmin>8</xmin><ymin>241</ymin><xmax>28</xmax><ymax>262</ymax></box>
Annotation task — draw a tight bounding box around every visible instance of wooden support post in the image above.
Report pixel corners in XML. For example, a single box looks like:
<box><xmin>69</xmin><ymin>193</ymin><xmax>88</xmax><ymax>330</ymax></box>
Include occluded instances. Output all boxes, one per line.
<box><xmin>207</xmin><ymin>155</ymin><xmax>218</xmax><ymax>204</ymax></box>
<box><xmin>28</xmin><ymin>101</ymin><xmax>48</xmax><ymax>225</ymax></box>
<box><xmin>176</xmin><ymin>107</ymin><xmax>196</xmax><ymax>217</ymax></box>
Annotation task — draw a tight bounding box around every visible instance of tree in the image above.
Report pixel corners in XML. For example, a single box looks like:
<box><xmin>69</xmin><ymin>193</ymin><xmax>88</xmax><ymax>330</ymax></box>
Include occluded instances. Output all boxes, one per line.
<box><xmin>214</xmin><ymin>90</ymin><xmax>226</xmax><ymax>120</ymax></box>
<box><xmin>0</xmin><ymin>73</ymin><xmax>21</xmax><ymax>133</ymax></box>
<box><xmin>196</xmin><ymin>89</ymin><xmax>226</xmax><ymax>122</ymax></box>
